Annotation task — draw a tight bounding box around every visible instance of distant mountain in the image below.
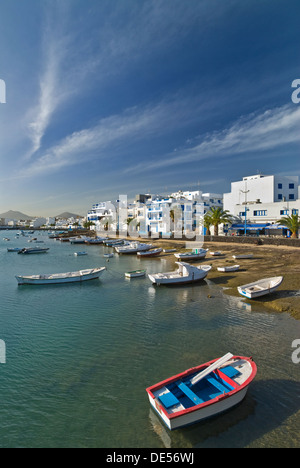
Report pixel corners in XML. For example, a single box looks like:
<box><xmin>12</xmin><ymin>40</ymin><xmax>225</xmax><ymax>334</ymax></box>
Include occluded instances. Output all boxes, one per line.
<box><xmin>0</xmin><ymin>210</ymin><xmax>32</xmax><ymax>220</ymax></box>
<box><xmin>56</xmin><ymin>212</ymin><xmax>83</xmax><ymax>219</ymax></box>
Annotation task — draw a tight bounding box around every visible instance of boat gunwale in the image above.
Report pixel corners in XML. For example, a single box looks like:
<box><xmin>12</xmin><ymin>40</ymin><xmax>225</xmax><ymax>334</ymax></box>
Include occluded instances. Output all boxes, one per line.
<box><xmin>16</xmin><ymin>267</ymin><xmax>106</xmax><ymax>284</ymax></box>
<box><xmin>238</xmin><ymin>276</ymin><xmax>283</xmax><ymax>291</ymax></box>
<box><xmin>146</xmin><ymin>355</ymin><xmax>257</xmax><ymax>421</ymax></box>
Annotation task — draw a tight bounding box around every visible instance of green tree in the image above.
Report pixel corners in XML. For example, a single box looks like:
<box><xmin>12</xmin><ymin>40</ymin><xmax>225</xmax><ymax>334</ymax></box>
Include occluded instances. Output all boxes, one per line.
<box><xmin>279</xmin><ymin>214</ymin><xmax>300</xmax><ymax>238</ymax></box>
<box><xmin>83</xmin><ymin>221</ymin><xmax>95</xmax><ymax>229</ymax></box>
<box><xmin>205</xmin><ymin>207</ymin><xmax>233</xmax><ymax>236</ymax></box>
<box><xmin>203</xmin><ymin>213</ymin><xmax>212</xmax><ymax>235</ymax></box>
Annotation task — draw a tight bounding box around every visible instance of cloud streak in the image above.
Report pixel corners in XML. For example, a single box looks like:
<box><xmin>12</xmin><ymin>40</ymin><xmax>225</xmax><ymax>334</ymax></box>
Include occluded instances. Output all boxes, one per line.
<box><xmin>126</xmin><ymin>104</ymin><xmax>300</xmax><ymax>174</ymax></box>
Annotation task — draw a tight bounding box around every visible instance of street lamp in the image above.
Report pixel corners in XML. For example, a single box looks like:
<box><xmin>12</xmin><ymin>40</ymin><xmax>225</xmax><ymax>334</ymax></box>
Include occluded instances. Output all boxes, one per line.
<box><xmin>240</xmin><ymin>186</ymin><xmax>250</xmax><ymax>236</ymax></box>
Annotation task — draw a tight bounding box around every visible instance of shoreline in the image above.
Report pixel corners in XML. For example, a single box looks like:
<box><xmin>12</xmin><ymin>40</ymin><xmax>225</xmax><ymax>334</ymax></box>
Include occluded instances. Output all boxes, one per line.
<box><xmin>126</xmin><ymin>236</ymin><xmax>300</xmax><ymax>320</ymax></box>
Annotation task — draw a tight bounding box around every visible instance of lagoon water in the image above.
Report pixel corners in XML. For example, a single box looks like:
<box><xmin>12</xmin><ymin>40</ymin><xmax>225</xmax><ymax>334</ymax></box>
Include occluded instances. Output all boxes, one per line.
<box><xmin>0</xmin><ymin>231</ymin><xmax>299</xmax><ymax>448</ymax></box>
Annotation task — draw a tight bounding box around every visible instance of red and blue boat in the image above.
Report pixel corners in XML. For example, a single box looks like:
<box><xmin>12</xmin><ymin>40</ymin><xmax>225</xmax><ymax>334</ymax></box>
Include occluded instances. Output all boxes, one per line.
<box><xmin>146</xmin><ymin>353</ymin><xmax>257</xmax><ymax>430</ymax></box>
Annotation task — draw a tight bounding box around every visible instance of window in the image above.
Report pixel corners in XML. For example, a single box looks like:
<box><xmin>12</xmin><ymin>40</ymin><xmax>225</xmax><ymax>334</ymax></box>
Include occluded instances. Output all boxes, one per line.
<box><xmin>289</xmin><ymin>194</ymin><xmax>295</xmax><ymax>200</ymax></box>
<box><xmin>239</xmin><ymin>211</ymin><xmax>246</xmax><ymax>217</ymax></box>
<box><xmin>280</xmin><ymin>210</ymin><xmax>288</xmax><ymax>216</ymax></box>
<box><xmin>289</xmin><ymin>183</ymin><xmax>295</xmax><ymax>189</ymax></box>
<box><xmin>292</xmin><ymin>209</ymin><xmax>299</xmax><ymax>215</ymax></box>
<box><xmin>254</xmin><ymin>210</ymin><xmax>267</xmax><ymax>216</ymax></box>
<box><xmin>278</xmin><ymin>183</ymin><xmax>283</xmax><ymax>189</ymax></box>
<box><xmin>278</xmin><ymin>194</ymin><xmax>283</xmax><ymax>200</ymax></box>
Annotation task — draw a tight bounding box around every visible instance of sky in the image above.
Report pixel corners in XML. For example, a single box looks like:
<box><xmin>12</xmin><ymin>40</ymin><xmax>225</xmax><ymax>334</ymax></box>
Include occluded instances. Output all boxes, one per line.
<box><xmin>0</xmin><ymin>0</ymin><xmax>299</xmax><ymax>217</ymax></box>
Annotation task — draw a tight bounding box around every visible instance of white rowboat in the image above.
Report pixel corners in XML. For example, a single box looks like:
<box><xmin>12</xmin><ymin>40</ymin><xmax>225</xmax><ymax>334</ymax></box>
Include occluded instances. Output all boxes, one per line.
<box><xmin>115</xmin><ymin>242</ymin><xmax>153</xmax><ymax>254</ymax></box>
<box><xmin>125</xmin><ymin>270</ymin><xmax>146</xmax><ymax>278</ymax></box>
<box><xmin>146</xmin><ymin>353</ymin><xmax>257</xmax><ymax>430</ymax></box>
<box><xmin>217</xmin><ymin>265</ymin><xmax>240</xmax><ymax>272</ymax></box>
<box><xmin>174</xmin><ymin>249</ymin><xmax>208</xmax><ymax>261</ymax></box>
<box><xmin>237</xmin><ymin>276</ymin><xmax>283</xmax><ymax>299</ymax></box>
<box><xmin>232</xmin><ymin>254</ymin><xmax>253</xmax><ymax>259</ymax></box>
<box><xmin>148</xmin><ymin>262</ymin><xmax>211</xmax><ymax>286</ymax></box>
<box><xmin>16</xmin><ymin>267</ymin><xmax>106</xmax><ymax>285</ymax></box>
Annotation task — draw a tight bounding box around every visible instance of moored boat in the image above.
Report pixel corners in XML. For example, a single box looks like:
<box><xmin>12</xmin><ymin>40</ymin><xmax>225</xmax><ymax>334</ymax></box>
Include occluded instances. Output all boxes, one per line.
<box><xmin>137</xmin><ymin>248</ymin><xmax>163</xmax><ymax>258</ymax></box>
<box><xmin>18</xmin><ymin>247</ymin><xmax>49</xmax><ymax>254</ymax></box>
<box><xmin>74</xmin><ymin>252</ymin><xmax>88</xmax><ymax>256</ymax></box>
<box><xmin>146</xmin><ymin>353</ymin><xmax>257</xmax><ymax>430</ymax></box>
<box><xmin>148</xmin><ymin>262</ymin><xmax>211</xmax><ymax>285</ymax></box>
<box><xmin>115</xmin><ymin>242</ymin><xmax>153</xmax><ymax>254</ymax></box>
<box><xmin>85</xmin><ymin>237</ymin><xmax>108</xmax><ymax>244</ymax></box>
<box><xmin>125</xmin><ymin>270</ymin><xmax>146</xmax><ymax>278</ymax></box>
<box><xmin>210</xmin><ymin>251</ymin><xmax>222</xmax><ymax>256</ymax></box>
<box><xmin>217</xmin><ymin>265</ymin><xmax>240</xmax><ymax>272</ymax></box>
<box><xmin>70</xmin><ymin>237</ymin><xmax>86</xmax><ymax>244</ymax></box>
<box><xmin>174</xmin><ymin>249</ymin><xmax>208</xmax><ymax>261</ymax></box>
<box><xmin>232</xmin><ymin>254</ymin><xmax>253</xmax><ymax>259</ymax></box>
<box><xmin>7</xmin><ymin>248</ymin><xmax>22</xmax><ymax>252</ymax></box>
<box><xmin>237</xmin><ymin>276</ymin><xmax>283</xmax><ymax>299</ymax></box>
<box><xmin>16</xmin><ymin>267</ymin><xmax>106</xmax><ymax>285</ymax></box>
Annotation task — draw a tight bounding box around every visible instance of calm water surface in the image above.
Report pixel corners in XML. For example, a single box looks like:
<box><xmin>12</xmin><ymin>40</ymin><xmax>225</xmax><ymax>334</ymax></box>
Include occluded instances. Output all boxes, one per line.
<box><xmin>0</xmin><ymin>231</ymin><xmax>299</xmax><ymax>448</ymax></box>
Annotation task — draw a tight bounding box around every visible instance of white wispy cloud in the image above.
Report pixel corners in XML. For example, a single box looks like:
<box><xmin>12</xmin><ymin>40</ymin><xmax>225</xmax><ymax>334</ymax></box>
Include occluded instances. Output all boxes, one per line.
<box><xmin>19</xmin><ymin>89</ymin><xmax>216</xmax><ymax>178</ymax></box>
<box><xmin>19</xmin><ymin>103</ymin><xmax>171</xmax><ymax>177</ymax></box>
<box><xmin>25</xmin><ymin>3</ymin><xmax>73</xmax><ymax>159</ymax></box>
<box><xmin>126</xmin><ymin>104</ymin><xmax>300</xmax><ymax>174</ymax></box>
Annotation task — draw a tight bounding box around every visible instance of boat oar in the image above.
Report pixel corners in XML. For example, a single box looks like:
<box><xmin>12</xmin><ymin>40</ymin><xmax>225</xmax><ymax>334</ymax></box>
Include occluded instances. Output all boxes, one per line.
<box><xmin>190</xmin><ymin>352</ymin><xmax>233</xmax><ymax>386</ymax></box>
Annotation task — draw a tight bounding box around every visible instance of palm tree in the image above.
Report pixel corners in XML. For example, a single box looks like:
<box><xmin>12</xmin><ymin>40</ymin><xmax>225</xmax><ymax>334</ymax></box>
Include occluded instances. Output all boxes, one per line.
<box><xmin>279</xmin><ymin>213</ymin><xmax>300</xmax><ymax>238</ymax></box>
<box><xmin>205</xmin><ymin>207</ymin><xmax>233</xmax><ymax>236</ymax></box>
<box><xmin>203</xmin><ymin>213</ymin><xmax>212</xmax><ymax>235</ymax></box>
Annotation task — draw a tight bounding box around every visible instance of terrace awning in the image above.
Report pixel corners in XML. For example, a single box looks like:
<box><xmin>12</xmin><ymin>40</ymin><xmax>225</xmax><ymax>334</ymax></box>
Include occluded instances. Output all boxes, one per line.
<box><xmin>229</xmin><ymin>223</ymin><xmax>270</xmax><ymax>230</ymax></box>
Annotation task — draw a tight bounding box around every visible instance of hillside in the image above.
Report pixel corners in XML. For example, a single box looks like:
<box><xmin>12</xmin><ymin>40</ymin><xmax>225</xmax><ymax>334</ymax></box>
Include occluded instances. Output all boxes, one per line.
<box><xmin>56</xmin><ymin>212</ymin><xmax>83</xmax><ymax>219</ymax></box>
<box><xmin>0</xmin><ymin>210</ymin><xmax>32</xmax><ymax>220</ymax></box>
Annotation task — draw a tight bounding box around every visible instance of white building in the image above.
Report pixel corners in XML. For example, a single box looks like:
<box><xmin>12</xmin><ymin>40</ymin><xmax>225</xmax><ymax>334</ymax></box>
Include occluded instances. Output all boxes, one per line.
<box><xmin>145</xmin><ymin>192</ymin><xmax>223</xmax><ymax>237</ymax></box>
<box><xmin>224</xmin><ymin>174</ymin><xmax>300</xmax><ymax>224</ymax></box>
<box><xmin>87</xmin><ymin>201</ymin><xmax>118</xmax><ymax>231</ymax></box>
<box><xmin>30</xmin><ymin>218</ymin><xmax>47</xmax><ymax>228</ymax></box>
<box><xmin>87</xmin><ymin>190</ymin><xmax>223</xmax><ymax>237</ymax></box>
<box><xmin>46</xmin><ymin>217</ymin><xmax>56</xmax><ymax>226</ymax></box>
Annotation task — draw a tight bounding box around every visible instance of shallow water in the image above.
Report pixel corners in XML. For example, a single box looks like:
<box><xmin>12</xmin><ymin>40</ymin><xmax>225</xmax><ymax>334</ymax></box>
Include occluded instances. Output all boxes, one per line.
<box><xmin>0</xmin><ymin>231</ymin><xmax>299</xmax><ymax>447</ymax></box>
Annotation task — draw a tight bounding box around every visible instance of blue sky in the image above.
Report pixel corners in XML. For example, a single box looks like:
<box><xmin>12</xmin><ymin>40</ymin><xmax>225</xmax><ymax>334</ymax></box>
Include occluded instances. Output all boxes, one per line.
<box><xmin>0</xmin><ymin>0</ymin><xmax>299</xmax><ymax>216</ymax></box>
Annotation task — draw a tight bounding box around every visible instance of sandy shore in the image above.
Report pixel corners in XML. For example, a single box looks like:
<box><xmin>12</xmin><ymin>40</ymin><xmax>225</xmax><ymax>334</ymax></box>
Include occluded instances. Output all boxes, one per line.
<box><xmin>134</xmin><ymin>237</ymin><xmax>300</xmax><ymax>320</ymax></box>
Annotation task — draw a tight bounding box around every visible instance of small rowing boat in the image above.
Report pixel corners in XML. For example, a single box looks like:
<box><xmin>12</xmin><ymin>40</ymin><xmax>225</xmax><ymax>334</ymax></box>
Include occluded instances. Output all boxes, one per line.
<box><xmin>217</xmin><ymin>265</ymin><xmax>240</xmax><ymax>272</ymax></box>
<box><xmin>16</xmin><ymin>267</ymin><xmax>106</xmax><ymax>285</ymax></box>
<box><xmin>116</xmin><ymin>242</ymin><xmax>153</xmax><ymax>254</ymax></box>
<box><xmin>146</xmin><ymin>352</ymin><xmax>257</xmax><ymax>430</ymax></box>
<box><xmin>148</xmin><ymin>262</ymin><xmax>211</xmax><ymax>286</ymax></box>
<box><xmin>237</xmin><ymin>276</ymin><xmax>283</xmax><ymax>299</ymax></box>
<box><xmin>125</xmin><ymin>270</ymin><xmax>146</xmax><ymax>278</ymax></box>
<box><xmin>18</xmin><ymin>247</ymin><xmax>49</xmax><ymax>254</ymax></box>
<box><xmin>232</xmin><ymin>254</ymin><xmax>253</xmax><ymax>259</ymax></box>
<box><xmin>174</xmin><ymin>249</ymin><xmax>208</xmax><ymax>261</ymax></box>
<box><xmin>137</xmin><ymin>248</ymin><xmax>163</xmax><ymax>258</ymax></box>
